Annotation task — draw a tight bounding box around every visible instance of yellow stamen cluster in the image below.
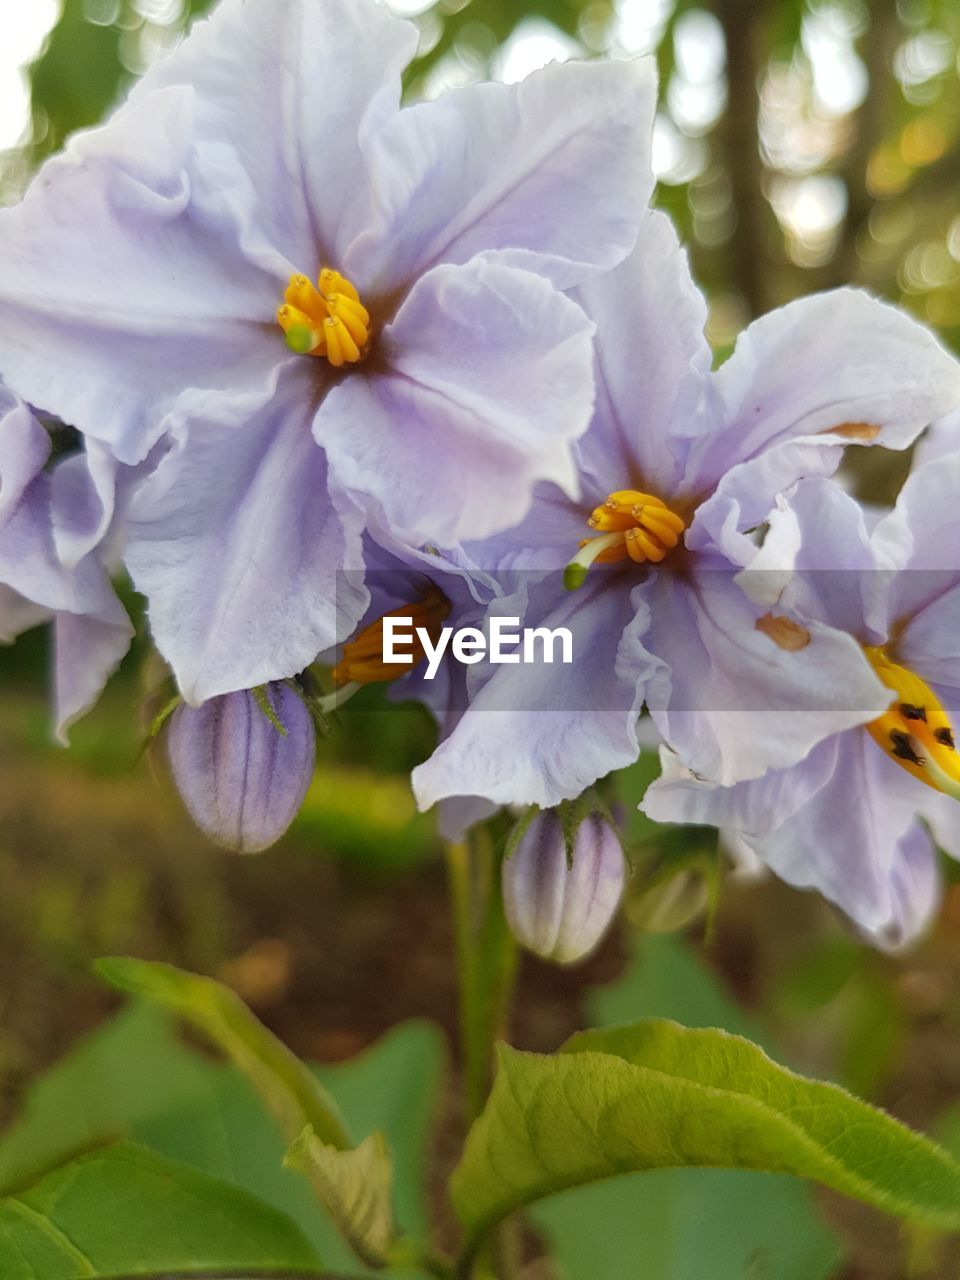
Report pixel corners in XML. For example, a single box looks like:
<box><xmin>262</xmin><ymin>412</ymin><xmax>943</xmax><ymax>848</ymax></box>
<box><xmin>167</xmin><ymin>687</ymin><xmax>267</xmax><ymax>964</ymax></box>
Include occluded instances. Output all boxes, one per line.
<box><xmin>865</xmin><ymin>646</ymin><xmax>960</xmax><ymax>800</ymax></box>
<box><xmin>565</xmin><ymin>489</ymin><xmax>686</xmax><ymax>590</ymax></box>
<box><xmin>277</xmin><ymin>268</ymin><xmax>370</xmax><ymax>367</ymax></box>
<box><xmin>333</xmin><ymin>587</ymin><xmax>451</xmax><ymax>689</ymax></box>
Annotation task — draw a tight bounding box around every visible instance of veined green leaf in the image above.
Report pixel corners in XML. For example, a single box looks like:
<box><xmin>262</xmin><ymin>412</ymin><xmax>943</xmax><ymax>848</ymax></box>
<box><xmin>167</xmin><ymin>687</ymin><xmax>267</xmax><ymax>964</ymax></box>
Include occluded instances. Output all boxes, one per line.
<box><xmin>452</xmin><ymin>1019</ymin><xmax>960</xmax><ymax>1251</ymax></box>
<box><xmin>286</xmin><ymin>1128</ymin><xmax>396</xmax><ymax>1269</ymax></box>
<box><xmin>0</xmin><ymin>1142</ymin><xmax>320</xmax><ymax>1278</ymax></box>
<box><xmin>95</xmin><ymin>957</ymin><xmax>350</xmax><ymax>1151</ymax></box>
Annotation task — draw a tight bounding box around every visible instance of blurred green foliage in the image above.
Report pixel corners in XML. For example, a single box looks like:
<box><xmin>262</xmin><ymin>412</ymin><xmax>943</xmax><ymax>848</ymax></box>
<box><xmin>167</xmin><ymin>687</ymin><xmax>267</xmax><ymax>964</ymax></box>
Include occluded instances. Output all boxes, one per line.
<box><xmin>0</xmin><ymin>1003</ymin><xmax>443</xmax><ymax>1277</ymax></box>
<box><xmin>8</xmin><ymin>0</ymin><xmax>960</xmax><ymax>352</ymax></box>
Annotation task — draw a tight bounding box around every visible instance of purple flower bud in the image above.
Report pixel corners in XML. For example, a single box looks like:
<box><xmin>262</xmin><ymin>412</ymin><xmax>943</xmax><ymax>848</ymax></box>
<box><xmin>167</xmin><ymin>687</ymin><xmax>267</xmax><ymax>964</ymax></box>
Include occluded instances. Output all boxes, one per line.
<box><xmin>503</xmin><ymin>810</ymin><xmax>626</xmax><ymax>964</ymax></box>
<box><xmin>167</xmin><ymin>683</ymin><xmax>315</xmax><ymax>853</ymax></box>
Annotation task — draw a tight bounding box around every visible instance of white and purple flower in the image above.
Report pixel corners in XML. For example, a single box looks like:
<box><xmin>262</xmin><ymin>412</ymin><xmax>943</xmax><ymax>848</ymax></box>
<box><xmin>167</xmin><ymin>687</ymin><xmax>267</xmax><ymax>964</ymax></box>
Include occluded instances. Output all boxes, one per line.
<box><xmin>413</xmin><ymin>211</ymin><xmax>960</xmax><ymax>813</ymax></box>
<box><xmin>644</xmin><ymin>456</ymin><xmax>960</xmax><ymax>946</ymax></box>
<box><xmin>0</xmin><ymin>0</ymin><xmax>657</xmax><ymax>705</ymax></box>
<box><xmin>0</xmin><ymin>382</ymin><xmax>133</xmax><ymax>739</ymax></box>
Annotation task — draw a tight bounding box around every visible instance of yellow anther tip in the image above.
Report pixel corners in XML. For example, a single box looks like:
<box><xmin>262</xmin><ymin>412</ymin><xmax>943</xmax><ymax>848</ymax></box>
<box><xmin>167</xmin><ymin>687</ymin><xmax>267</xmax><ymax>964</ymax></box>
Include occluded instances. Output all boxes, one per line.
<box><xmin>281</xmin><ymin>265</ymin><xmax>367</xmax><ymax>364</ymax></box>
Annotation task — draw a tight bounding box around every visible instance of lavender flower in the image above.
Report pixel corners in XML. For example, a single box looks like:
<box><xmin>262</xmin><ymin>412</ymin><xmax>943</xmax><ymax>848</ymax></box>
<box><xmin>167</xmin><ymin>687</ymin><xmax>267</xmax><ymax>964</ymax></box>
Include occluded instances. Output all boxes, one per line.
<box><xmin>0</xmin><ymin>383</ymin><xmax>132</xmax><ymax>738</ymax></box>
<box><xmin>414</xmin><ymin>210</ymin><xmax>960</xmax><ymax>813</ymax></box>
<box><xmin>644</xmin><ymin>460</ymin><xmax>960</xmax><ymax>947</ymax></box>
<box><xmin>503</xmin><ymin>809</ymin><xmax>626</xmax><ymax>964</ymax></box>
<box><xmin>0</xmin><ymin>0</ymin><xmax>657</xmax><ymax>705</ymax></box>
<box><xmin>166</xmin><ymin>682</ymin><xmax>316</xmax><ymax>853</ymax></box>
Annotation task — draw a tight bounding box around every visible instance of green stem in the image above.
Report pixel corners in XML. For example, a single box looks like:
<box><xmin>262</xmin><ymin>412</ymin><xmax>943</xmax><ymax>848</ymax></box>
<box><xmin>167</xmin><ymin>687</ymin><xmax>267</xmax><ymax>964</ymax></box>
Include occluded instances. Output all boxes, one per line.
<box><xmin>447</xmin><ymin>831</ymin><xmax>521</xmax><ymax>1280</ymax></box>
<box><xmin>446</xmin><ymin>833</ymin><xmax>518</xmax><ymax>1124</ymax></box>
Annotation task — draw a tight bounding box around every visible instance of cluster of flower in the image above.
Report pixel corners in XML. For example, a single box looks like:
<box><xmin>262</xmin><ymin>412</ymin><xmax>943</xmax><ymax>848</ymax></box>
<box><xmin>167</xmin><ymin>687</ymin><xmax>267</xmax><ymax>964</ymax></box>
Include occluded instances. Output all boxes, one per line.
<box><xmin>3</xmin><ymin>0</ymin><xmax>960</xmax><ymax>958</ymax></box>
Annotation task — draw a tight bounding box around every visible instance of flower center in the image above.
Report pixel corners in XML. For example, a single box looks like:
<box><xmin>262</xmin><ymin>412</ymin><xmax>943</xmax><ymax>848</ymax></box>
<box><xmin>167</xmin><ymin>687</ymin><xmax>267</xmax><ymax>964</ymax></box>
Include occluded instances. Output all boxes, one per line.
<box><xmin>332</xmin><ymin>586</ymin><xmax>452</xmax><ymax>693</ymax></box>
<box><xmin>564</xmin><ymin>489</ymin><xmax>687</xmax><ymax>590</ymax></box>
<box><xmin>864</xmin><ymin>646</ymin><xmax>960</xmax><ymax>799</ymax></box>
<box><xmin>277</xmin><ymin>267</ymin><xmax>370</xmax><ymax>367</ymax></box>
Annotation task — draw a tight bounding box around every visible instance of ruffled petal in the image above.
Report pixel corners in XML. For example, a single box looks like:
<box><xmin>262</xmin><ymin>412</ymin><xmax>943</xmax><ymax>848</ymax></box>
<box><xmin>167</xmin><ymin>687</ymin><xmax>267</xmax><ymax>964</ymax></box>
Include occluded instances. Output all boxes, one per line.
<box><xmin>870</xmin><ymin>450</ymin><xmax>960</xmax><ymax>639</ymax></box>
<box><xmin>317</xmin><ymin>259</ymin><xmax>595</xmax><ymax>545</ymax></box>
<box><xmin>573</xmin><ymin>211</ymin><xmax>711</xmax><ymax>496</ymax></box>
<box><xmin>131</xmin><ymin>0</ymin><xmax>417</xmax><ymax>266</ymax></box>
<box><xmin>53</xmin><ymin>601</ymin><xmax>134</xmax><ymax>743</ymax></box>
<box><xmin>126</xmin><ymin>366</ymin><xmax>367</xmax><ymax>703</ymax></box>
<box><xmin>644</xmin><ymin>567</ymin><xmax>890</xmax><ymax>785</ymax></box>
<box><xmin>0</xmin><ymin>88</ymin><xmax>281</xmax><ymax>462</ymax></box>
<box><xmin>413</xmin><ymin>577</ymin><xmax>650</xmax><ymax>810</ymax></box>
<box><xmin>0</xmin><ymin>587</ymin><xmax>49</xmax><ymax>642</ymax></box>
<box><xmin>685</xmin><ymin>289</ymin><xmax>960</xmax><ymax>544</ymax></box>
<box><xmin>646</xmin><ymin>729</ymin><xmax>937</xmax><ymax>943</ymax></box>
<box><xmin>349</xmin><ymin>58</ymin><xmax>656</xmax><ymax>294</ymax></box>
<box><xmin>0</xmin><ymin>395</ymin><xmax>133</xmax><ymax>738</ymax></box>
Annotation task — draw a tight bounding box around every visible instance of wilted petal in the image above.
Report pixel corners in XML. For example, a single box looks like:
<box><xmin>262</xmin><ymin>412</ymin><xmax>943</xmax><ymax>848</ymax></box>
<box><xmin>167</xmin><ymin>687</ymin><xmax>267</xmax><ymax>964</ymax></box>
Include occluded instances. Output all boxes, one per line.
<box><xmin>49</xmin><ymin>440</ymin><xmax>123</xmax><ymax>570</ymax></box>
<box><xmin>437</xmin><ymin>795</ymin><xmax>500</xmax><ymax>842</ymax></box>
<box><xmin>126</xmin><ymin>366</ymin><xmax>367</xmax><ymax>703</ymax></box>
<box><xmin>350</xmin><ymin>58</ymin><xmax>656</xmax><ymax>294</ymax></box>
<box><xmin>318</xmin><ymin>260</ymin><xmax>595</xmax><ymax>545</ymax></box>
<box><xmin>167</xmin><ymin>683</ymin><xmax>316</xmax><ymax>853</ymax></box>
<box><xmin>0</xmin><ymin>394</ymin><xmax>133</xmax><ymax>738</ymax></box>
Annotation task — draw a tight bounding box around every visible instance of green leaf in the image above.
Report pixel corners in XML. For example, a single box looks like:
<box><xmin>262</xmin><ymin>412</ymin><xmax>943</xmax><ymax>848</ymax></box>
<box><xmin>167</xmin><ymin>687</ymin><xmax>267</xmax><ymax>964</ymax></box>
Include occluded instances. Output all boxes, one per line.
<box><xmin>452</xmin><ymin>1019</ymin><xmax>960</xmax><ymax>1253</ymax></box>
<box><xmin>531</xmin><ymin>1171</ymin><xmax>839</xmax><ymax>1280</ymax></box>
<box><xmin>0</xmin><ymin>1142</ymin><xmax>320</xmax><ymax>1278</ymax></box>
<box><xmin>286</xmin><ymin>1128</ymin><xmax>396</xmax><ymax>1269</ymax></box>
<box><xmin>0</xmin><ymin>1002</ymin><xmax>443</xmax><ymax>1279</ymax></box>
<box><xmin>590</xmin><ymin>934</ymin><xmax>758</xmax><ymax>1038</ymax></box>
<box><xmin>0</xmin><ymin>1004</ymin><xmax>218</xmax><ymax>1194</ymax></box>
<box><xmin>95</xmin><ymin>957</ymin><xmax>351</xmax><ymax>1150</ymax></box>
<box><xmin>530</xmin><ymin>935</ymin><xmax>841</xmax><ymax>1280</ymax></box>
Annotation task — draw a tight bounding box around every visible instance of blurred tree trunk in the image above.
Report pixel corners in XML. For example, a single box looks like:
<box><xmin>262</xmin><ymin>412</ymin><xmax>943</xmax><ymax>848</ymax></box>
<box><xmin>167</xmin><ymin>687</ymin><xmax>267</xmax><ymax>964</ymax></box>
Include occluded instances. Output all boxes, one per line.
<box><xmin>711</xmin><ymin>0</ymin><xmax>769</xmax><ymax>317</ymax></box>
<box><xmin>835</xmin><ymin>0</ymin><xmax>897</xmax><ymax>287</ymax></box>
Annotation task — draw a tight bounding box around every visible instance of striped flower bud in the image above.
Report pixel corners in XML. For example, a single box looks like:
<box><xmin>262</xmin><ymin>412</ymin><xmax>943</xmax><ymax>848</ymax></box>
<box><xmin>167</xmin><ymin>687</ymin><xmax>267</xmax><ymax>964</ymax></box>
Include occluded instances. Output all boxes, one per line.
<box><xmin>167</xmin><ymin>683</ymin><xmax>315</xmax><ymax>853</ymax></box>
<box><xmin>503</xmin><ymin>810</ymin><xmax>626</xmax><ymax>964</ymax></box>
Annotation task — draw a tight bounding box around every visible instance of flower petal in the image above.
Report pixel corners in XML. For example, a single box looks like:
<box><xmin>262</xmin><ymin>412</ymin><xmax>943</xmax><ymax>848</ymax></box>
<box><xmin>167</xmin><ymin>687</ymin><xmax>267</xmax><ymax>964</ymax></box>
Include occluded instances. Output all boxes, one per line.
<box><xmin>0</xmin><ymin>396</ymin><xmax>133</xmax><ymax>739</ymax></box>
<box><xmin>413</xmin><ymin>577</ymin><xmax>651</xmax><ymax>810</ymax></box>
<box><xmin>685</xmin><ymin>289</ymin><xmax>960</xmax><ymax>544</ymax></box>
<box><xmin>317</xmin><ymin>260</ymin><xmax>595</xmax><ymax>545</ymax></box>
<box><xmin>126</xmin><ymin>367</ymin><xmax>367</xmax><ymax>703</ymax></box>
<box><xmin>646</xmin><ymin>730</ymin><xmax>937</xmax><ymax>943</ymax></box>
<box><xmin>0</xmin><ymin>587</ymin><xmax>49</xmax><ymax>642</ymax></box>
<box><xmin>349</xmin><ymin>58</ymin><xmax>656</xmax><ymax>294</ymax></box>
<box><xmin>644</xmin><ymin>567</ymin><xmax>890</xmax><ymax>785</ymax></box>
<box><xmin>131</xmin><ymin>0</ymin><xmax>417</xmax><ymax>266</ymax></box>
<box><xmin>0</xmin><ymin>88</ymin><xmax>281</xmax><ymax>462</ymax></box>
<box><xmin>870</xmin><ymin>450</ymin><xmax>960</xmax><ymax>638</ymax></box>
<box><xmin>53</xmin><ymin>602</ymin><xmax>134</xmax><ymax>744</ymax></box>
<box><xmin>573</xmin><ymin>211</ymin><xmax>711</xmax><ymax>496</ymax></box>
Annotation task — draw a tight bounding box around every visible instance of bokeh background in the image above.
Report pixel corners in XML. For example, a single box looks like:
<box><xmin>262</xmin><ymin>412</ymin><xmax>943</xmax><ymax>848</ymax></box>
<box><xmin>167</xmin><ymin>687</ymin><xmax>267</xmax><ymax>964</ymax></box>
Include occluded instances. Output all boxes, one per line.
<box><xmin>2</xmin><ymin>2</ymin><xmax>960</xmax><ymax>1277</ymax></box>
